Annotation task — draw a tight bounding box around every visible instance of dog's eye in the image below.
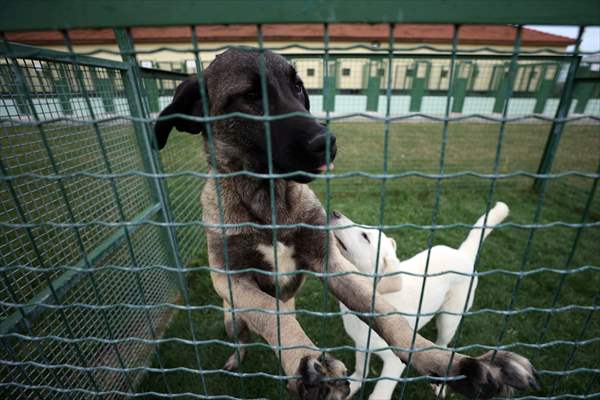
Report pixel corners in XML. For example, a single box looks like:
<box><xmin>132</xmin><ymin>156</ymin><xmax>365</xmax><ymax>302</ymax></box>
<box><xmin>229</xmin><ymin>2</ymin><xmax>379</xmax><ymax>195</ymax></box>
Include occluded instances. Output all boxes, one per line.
<box><xmin>243</xmin><ymin>90</ymin><xmax>261</xmax><ymax>101</ymax></box>
<box><xmin>361</xmin><ymin>232</ymin><xmax>370</xmax><ymax>243</ymax></box>
<box><xmin>294</xmin><ymin>81</ymin><xmax>303</xmax><ymax>95</ymax></box>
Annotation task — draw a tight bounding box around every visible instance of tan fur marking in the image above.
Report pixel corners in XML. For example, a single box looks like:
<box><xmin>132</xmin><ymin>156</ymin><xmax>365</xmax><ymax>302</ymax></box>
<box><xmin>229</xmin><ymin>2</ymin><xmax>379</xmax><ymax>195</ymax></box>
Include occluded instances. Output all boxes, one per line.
<box><xmin>257</xmin><ymin>242</ymin><xmax>297</xmax><ymax>288</ymax></box>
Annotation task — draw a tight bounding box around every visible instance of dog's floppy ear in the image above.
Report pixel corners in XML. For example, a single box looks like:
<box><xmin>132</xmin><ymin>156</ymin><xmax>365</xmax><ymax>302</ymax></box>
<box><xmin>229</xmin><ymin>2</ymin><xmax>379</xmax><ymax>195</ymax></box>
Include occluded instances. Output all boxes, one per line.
<box><xmin>388</xmin><ymin>237</ymin><xmax>397</xmax><ymax>252</ymax></box>
<box><xmin>153</xmin><ymin>75</ymin><xmax>208</xmax><ymax>150</ymax></box>
<box><xmin>300</xmin><ymin>80</ymin><xmax>310</xmax><ymax>111</ymax></box>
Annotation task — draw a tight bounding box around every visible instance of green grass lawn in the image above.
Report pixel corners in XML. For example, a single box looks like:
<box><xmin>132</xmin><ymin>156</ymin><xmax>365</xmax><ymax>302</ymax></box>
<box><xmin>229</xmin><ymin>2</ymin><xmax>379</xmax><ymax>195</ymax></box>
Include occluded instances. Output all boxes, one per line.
<box><xmin>137</xmin><ymin>122</ymin><xmax>600</xmax><ymax>399</ymax></box>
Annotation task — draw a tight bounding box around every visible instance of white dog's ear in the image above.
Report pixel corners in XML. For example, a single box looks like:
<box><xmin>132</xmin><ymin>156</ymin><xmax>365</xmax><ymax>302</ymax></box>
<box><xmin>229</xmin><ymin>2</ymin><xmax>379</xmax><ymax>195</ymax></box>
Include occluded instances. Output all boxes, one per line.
<box><xmin>389</xmin><ymin>237</ymin><xmax>397</xmax><ymax>252</ymax></box>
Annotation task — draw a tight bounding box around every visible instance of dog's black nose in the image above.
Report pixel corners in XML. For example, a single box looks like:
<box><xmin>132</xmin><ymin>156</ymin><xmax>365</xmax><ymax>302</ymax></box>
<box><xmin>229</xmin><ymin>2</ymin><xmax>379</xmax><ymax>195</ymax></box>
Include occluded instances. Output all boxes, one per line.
<box><xmin>332</xmin><ymin>210</ymin><xmax>341</xmax><ymax>219</ymax></box>
<box><xmin>307</xmin><ymin>133</ymin><xmax>337</xmax><ymax>155</ymax></box>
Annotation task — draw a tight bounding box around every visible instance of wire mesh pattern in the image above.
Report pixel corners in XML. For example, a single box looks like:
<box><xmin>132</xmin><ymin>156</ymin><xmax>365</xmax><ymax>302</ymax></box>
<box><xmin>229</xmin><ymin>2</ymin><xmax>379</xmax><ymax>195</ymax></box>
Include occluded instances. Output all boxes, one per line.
<box><xmin>0</xmin><ymin>10</ymin><xmax>599</xmax><ymax>400</ymax></box>
<box><xmin>0</xmin><ymin>43</ymin><xmax>182</xmax><ymax>399</ymax></box>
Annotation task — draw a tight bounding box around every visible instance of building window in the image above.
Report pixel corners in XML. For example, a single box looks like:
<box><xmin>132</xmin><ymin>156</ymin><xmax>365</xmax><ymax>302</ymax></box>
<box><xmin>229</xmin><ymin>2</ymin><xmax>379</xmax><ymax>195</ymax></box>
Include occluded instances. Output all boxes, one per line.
<box><xmin>185</xmin><ymin>60</ymin><xmax>197</xmax><ymax>73</ymax></box>
<box><xmin>342</xmin><ymin>68</ymin><xmax>351</xmax><ymax>76</ymax></box>
<box><xmin>377</xmin><ymin>68</ymin><xmax>385</xmax><ymax>77</ymax></box>
<box><xmin>140</xmin><ymin>60</ymin><xmax>153</xmax><ymax>68</ymax></box>
<box><xmin>307</xmin><ymin>68</ymin><xmax>315</xmax><ymax>77</ymax></box>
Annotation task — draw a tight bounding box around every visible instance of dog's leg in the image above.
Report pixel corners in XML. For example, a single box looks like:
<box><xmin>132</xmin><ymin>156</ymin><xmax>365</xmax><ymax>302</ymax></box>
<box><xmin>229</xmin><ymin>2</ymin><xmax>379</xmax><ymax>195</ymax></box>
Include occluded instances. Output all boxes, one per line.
<box><xmin>371</xmin><ymin>350</ymin><xmax>404</xmax><ymax>400</ymax></box>
<box><xmin>375</xmin><ymin>274</ymin><xmax>404</xmax><ymax>294</ymax></box>
<box><xmin>435</xmin><ymin>279</ymin><xmax>478</xmax><ymax>348</ymax></box>
<box><xmin>348</xmin><ymin>346</ymin><xmax>369</xmax><ymax>398</ymax></box>
<box><xmin>210</xmin><ymin>272</ymin><xmax>350</xmax><ymax>399</ymax></box>
<box><xmin>285</xmin><ymin>297</ymin><xmax>296</xmax><ymax>311</ymax></box>
<box><xmin>320</xmin><ymin>241</ymin><xmax>538</xmax><ymax>399</ymax></box>
<box><xmin>431</xmin><ymin>280</ymin><xmax>478</xmax><ymax>398</ymax></box>
<box><xmin>429</xmin><ymin>317</ymin><xmax>456</xmax><ymax>400</ymax></box>
<box><xmin>223</xmin><ymin>299</ymin><xmax>251</xmax><ymax>370</ymax></box>
<box><xmin>435</xmin><ymin>308</ymin><xmax>464</xmax><ymax>348</ymax></box>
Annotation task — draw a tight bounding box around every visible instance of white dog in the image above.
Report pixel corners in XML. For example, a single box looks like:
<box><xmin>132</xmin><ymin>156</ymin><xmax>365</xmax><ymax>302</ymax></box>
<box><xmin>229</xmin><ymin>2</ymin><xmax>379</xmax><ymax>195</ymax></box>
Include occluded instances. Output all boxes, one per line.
<box><xmin>331</xmin><ymin>202</ymin><xmax>510</xmax><ymax>399</ymax></box>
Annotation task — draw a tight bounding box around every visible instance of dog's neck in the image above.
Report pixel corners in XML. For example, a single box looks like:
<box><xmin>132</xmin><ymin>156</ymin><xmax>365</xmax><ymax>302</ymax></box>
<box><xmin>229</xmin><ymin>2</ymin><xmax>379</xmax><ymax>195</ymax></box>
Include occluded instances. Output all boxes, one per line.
<box><xmin>235</xmin><ymin>175</ymin><xmax>294</xmax><ymax>225</ymax></box>
<box><xmin>202</xmin><ymin>139</ymin><xmax>309</xmax><ymax>226</ymax></box>
<box><xmin>203</xmin><ymin>137</ymin><xmax>269</xmax><ymax>175</ymax></box>
<box><xmin>205</xmin><ymin>169</ymin><xmax>299</xmax><ymax>227</ymax></box>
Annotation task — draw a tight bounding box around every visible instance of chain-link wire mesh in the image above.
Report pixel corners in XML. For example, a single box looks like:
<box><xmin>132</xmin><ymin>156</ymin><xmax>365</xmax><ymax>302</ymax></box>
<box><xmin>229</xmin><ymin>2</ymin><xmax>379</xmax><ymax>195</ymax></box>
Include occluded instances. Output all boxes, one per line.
<box><xmin>0</xmin><ymin>11</ymin><xmax>599</xmax><ymax>400</ymax></box>
<box><xmin>0</xmin><ymin>43</ymin><xmax>184</xmax><ymax>399</ymax></box>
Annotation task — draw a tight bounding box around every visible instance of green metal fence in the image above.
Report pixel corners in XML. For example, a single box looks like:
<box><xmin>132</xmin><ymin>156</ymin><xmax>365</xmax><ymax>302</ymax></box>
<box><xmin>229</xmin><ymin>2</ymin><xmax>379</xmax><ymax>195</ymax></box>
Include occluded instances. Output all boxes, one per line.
<box><xmin>0</xmin><ymin>1</ymin><xmax>599</xmax><ymax>399</ymax></box>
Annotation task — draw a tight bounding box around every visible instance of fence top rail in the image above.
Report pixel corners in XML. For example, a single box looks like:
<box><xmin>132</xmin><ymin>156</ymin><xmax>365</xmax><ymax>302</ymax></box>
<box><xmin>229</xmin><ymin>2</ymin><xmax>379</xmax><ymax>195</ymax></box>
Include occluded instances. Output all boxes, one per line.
<box><xmin>0</xmin><ymin>41</ymin><xmax>129</xmax><ymax>71</ymax></box>
<box><xmin>0</xmin><ymin>41</ymin><xmax>193</xmax><ymax>81</ymax></box>
<box><xmin>140</xmin><ymin>66</ymin><xmax>189</xmax><ymax>81</ymax></box>
<box><xmin>0</xmin><ymin>0</ymin><xmax>598</xmax><ymax>32</ymax></box>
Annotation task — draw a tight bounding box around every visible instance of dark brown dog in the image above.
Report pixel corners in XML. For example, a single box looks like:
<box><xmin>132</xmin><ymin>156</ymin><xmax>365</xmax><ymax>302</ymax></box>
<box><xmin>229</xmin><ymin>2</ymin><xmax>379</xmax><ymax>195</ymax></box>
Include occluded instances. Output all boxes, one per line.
<box><xmin>155</xmin><ymin>48</ymin><xmax>539</xmax><ymax>399</ymax></box>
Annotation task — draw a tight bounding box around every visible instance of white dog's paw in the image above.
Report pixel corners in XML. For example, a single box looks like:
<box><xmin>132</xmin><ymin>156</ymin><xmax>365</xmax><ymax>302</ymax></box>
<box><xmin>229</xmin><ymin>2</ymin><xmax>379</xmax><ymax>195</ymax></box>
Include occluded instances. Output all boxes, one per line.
<box><xmin>347</xmin><ymin>372</ymin><xmax>363</xmax><ymax>398</ymax></box>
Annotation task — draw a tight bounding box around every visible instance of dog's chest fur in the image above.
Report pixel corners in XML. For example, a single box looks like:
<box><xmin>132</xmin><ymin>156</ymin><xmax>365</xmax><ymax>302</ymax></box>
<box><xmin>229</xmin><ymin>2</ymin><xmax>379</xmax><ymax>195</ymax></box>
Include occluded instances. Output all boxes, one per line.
<box><xmin>257</xmin><ymin>242</ymin><xmax>297</xmax><ymax>288</ymax></box>
<box><xmin>202</xmin><ymin>174</ymin><xmax>328</xmax><ymax>300</ymax></box>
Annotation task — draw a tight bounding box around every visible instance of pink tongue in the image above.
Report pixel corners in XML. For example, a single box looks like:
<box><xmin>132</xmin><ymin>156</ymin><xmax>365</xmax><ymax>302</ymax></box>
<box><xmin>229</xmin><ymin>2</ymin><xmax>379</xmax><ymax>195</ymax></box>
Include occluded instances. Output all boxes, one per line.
<box><xmin>317</xmin><ymin>163</ymin><xmax>334</xmax><ymax>172</ymax></box>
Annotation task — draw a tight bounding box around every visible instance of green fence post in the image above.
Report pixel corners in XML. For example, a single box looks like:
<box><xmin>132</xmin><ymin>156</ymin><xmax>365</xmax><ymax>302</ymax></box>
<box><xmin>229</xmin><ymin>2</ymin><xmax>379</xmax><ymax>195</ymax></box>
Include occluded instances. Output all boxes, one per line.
<box><xmin>490</xmin><ymin>62</ymin><xmax>504</xmax><ymax>91</ymax></box>
<box><xmin>534</xmin><ymin>52</ymin><xmax>583</xmax><ymax>191</ymax></box>
<box><xmin>115</xmin><ymin>30</ymin><xmax>191</xmax><ymax>392</ymax></box>
<box><xmin>41</xmin><ymin>66</ymin><xmax>60</xmax><ymax>114</ymax></box>
<box><xmin>89</xmin><ymin>67</ymin><xmax>116</xmax><ymax>113</ymax></box>
<box><xmin>54</xmin><ymin>63</ymin><xmax>73</xmax><ymax>115</ymax></box>
<box><xmin>572</xmin><ymin>80</ymin><xmax>596</xmax><ymax>114</ymax></box>
<box><xmin>6</xmin><ymin>62</ymin><xmax>32</xmax><ymax>116</ymax></box>
<box><xmin>144</xmin><ymin>75</ymin><xmax>160</xmax><ymax>113</ymax></box>
<box><xmin>572</xmin><ymin>65</ymin><xmax>600</xmax><ymax>114</ymax></box>
<box><xmin>409</xmin><ymin>60</ymin><xmax>430</xmax><ymax>112</ymax></box>
<box><xmin>323</xmin><ymin>58</ymin><xmax>337</xmax><ymax>112</ymax></box>
<box><xmin>493</xmin><ymin>62</ymin><xmax>511</xmax><ymax>113</ymax></box>
<box><xmin>452</xmin><ymin>61</ymin><xmax>474</xmax><ymax>113</ymax></box>
<box><xmin>364</xmin><ymin>59</ymin><xmax>382</xmax><ymax>111</ymax></box>
<box><xmin>105</xmin><ymin>69</ymin><xmax>118</xmax><ymax>113</ymax></box>
<box><xmin>534</xmin><ymin>62</ymin><xmax>559</xmax><ymax>114</ymax></box>
<box><xmin>113</xmin><ymin>29</ymin><xmax>190</xmax><ymax>313</ymax></box>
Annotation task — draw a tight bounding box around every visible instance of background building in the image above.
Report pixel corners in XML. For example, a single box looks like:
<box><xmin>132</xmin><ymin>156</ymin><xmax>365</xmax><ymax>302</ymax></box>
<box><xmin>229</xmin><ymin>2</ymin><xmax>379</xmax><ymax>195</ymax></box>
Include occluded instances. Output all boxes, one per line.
<box><xmin>6</xmin><ymin>24</ymin><xmax>600</xmax><ymax>116</ymax></box>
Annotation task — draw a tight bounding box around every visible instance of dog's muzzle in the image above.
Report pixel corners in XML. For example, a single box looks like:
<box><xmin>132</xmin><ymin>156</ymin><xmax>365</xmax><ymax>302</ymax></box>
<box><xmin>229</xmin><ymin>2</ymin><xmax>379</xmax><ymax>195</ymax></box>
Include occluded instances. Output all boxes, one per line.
<box><xmin>307</xmin><ymin>133</ymin><xmax>337</xmax><ymax>171</ymax></box>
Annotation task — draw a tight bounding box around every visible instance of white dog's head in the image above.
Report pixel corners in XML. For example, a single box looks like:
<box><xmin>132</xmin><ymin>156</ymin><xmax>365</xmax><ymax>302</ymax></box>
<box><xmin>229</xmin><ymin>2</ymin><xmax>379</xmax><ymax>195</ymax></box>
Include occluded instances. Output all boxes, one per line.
<box><xmin>330</xmin><ymin>210</ymin><xmax>398</xmax><ymax>276</ymax></box>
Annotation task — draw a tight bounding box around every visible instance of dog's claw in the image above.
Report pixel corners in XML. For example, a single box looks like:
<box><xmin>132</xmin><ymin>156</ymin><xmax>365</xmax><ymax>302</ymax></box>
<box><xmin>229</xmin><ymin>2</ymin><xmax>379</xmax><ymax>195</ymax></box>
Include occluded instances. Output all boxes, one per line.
<box><xmin>431</xmin><ymin>383</ymin><xmax>447</xmax><ymax>399</ymax></box>
<box><xmin>297</xmin><ymin>353</ymin><xmax>350</xmax><ymax>400</ymax></box>
<box><xmin>529</xmin><ymin>373</ymin><xmax>541</xmax><ymax>391</ymax></box>
<box><xmin>449</xmin><ymin>350</ymin><xmax>539</xmax><ymax>399</ymax></box>
<box><xmin>223</xmin><ymin>351</ymin><xmax>244</xmax><ymax>371</ymax></box>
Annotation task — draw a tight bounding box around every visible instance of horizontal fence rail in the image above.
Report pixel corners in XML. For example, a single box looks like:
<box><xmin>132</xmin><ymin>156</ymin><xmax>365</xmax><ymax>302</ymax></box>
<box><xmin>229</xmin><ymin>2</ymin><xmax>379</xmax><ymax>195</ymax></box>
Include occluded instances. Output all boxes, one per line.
<box><xmin>0</xmin><ymin>1</ymin><xmax>599</xmax><ymax>29</ymax></box>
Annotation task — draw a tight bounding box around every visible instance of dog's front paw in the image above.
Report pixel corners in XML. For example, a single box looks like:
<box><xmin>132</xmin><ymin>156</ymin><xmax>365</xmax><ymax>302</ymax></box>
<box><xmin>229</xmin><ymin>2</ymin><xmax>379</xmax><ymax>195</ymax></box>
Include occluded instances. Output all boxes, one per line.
<box><xmin>297</xmin><ymin>353</ymin><xmax>350</xmax><ymax>400</ymax></box>
<box><xmin>449</xmin><ymin>350</ymin><xmax>540</xmax><ymax>399</ymax></box>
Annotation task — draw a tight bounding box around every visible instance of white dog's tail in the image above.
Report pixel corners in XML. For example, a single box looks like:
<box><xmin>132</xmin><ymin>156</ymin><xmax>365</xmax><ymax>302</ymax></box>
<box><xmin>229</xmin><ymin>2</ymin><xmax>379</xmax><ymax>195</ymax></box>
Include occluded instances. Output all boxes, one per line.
<box><xmin>458</xmin><ymin>202</ymin><xmax>510</xmax><ymax>261</ymax></box>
